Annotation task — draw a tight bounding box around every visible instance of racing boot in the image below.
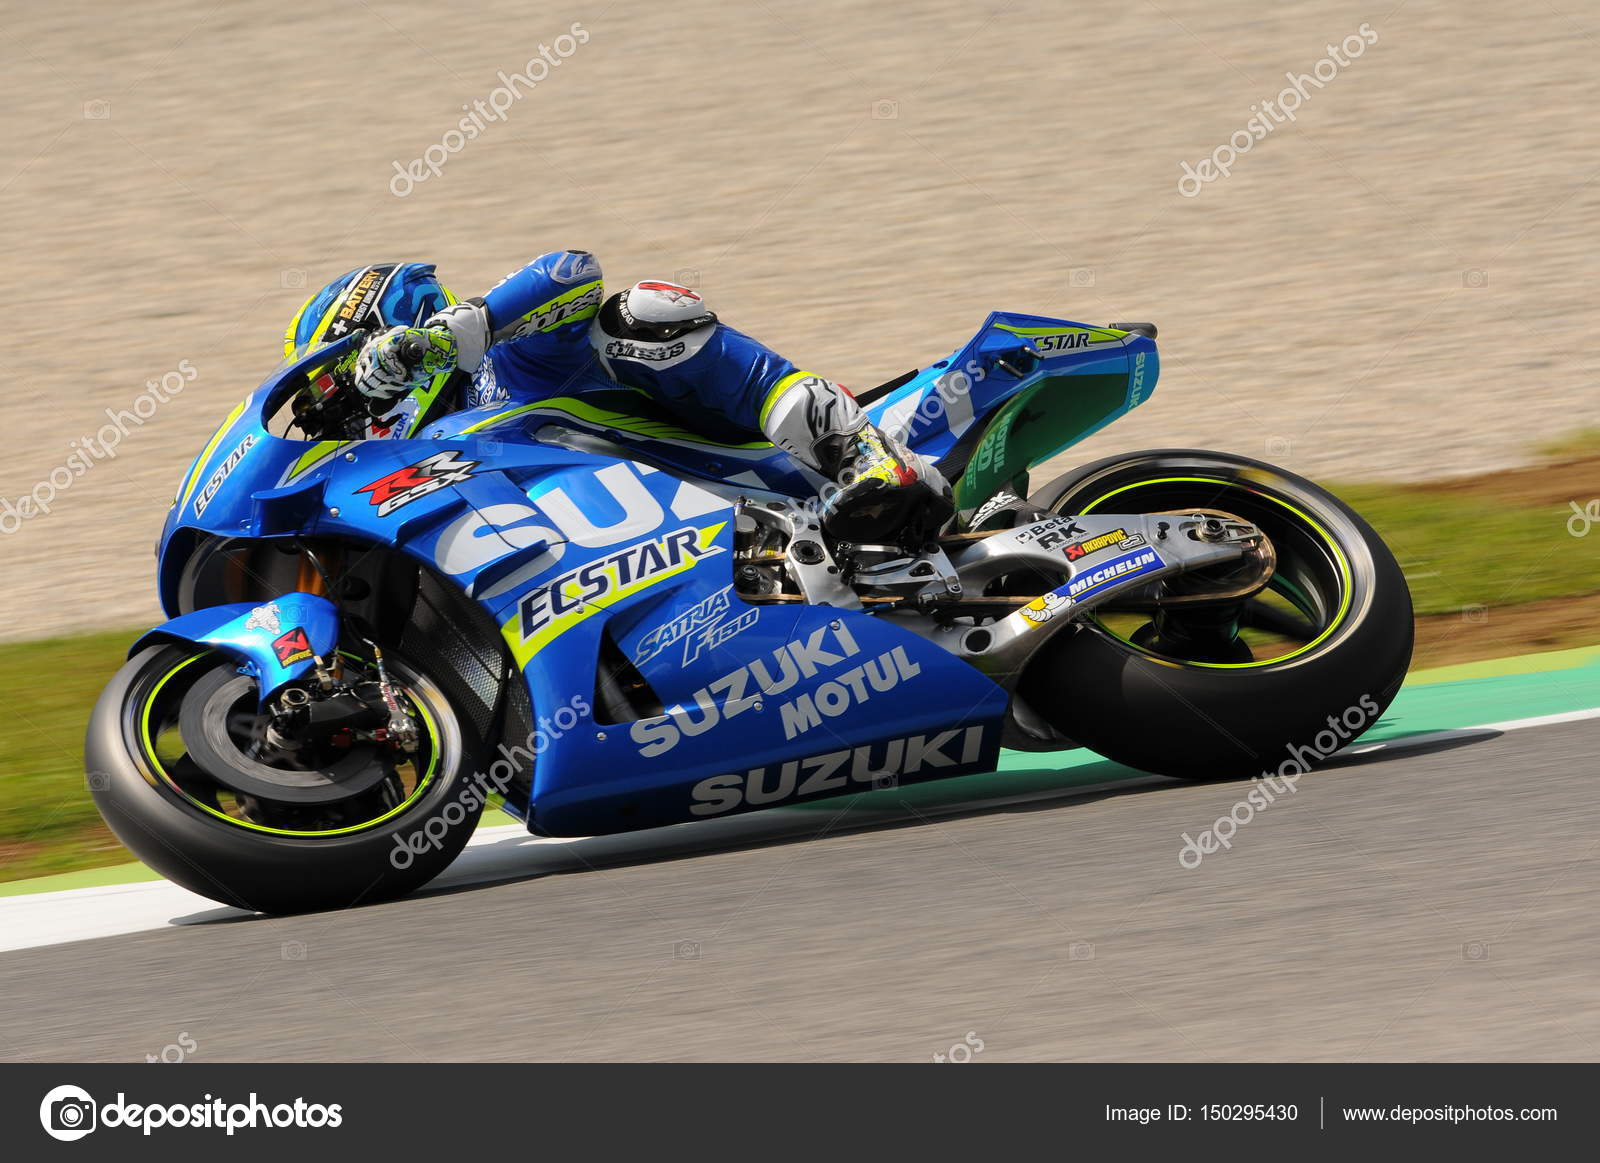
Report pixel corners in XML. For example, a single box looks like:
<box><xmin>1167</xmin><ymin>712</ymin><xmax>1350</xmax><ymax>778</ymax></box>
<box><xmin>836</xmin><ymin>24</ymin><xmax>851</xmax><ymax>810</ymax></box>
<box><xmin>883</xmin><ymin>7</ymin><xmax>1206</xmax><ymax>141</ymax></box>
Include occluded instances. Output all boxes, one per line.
<box><xmin>761</xmin><ymin>373</ymin><xmax>954</xmax><ymax>546</ymax></box>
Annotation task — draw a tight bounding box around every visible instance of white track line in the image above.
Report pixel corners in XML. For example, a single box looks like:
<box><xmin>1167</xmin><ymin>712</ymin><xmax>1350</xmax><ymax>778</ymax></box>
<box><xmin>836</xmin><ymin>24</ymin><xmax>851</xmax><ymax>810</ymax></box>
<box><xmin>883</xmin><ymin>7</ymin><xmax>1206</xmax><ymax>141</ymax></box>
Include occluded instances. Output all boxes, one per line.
<box><xmin>3</xmin><ymin>706</ymin><xmax>1597</xmax><ymax>954</ymax></box>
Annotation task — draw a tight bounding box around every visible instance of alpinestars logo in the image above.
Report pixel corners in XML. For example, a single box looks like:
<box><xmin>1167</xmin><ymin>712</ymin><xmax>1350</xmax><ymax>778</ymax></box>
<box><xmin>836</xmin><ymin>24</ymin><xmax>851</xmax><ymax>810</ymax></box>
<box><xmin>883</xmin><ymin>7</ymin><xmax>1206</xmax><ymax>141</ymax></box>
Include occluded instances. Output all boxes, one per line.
<box><xmin>603</xmin><ymin>339</ymin><xmax>686</xmax><ymax>362</ymax></box>
<box><xmin>509</xmin><ymin>284</ymin><xmax>603</xmax><ymax>338</ymax></box>
<box><xmin>357</xmin><ymin>452</ymin><xmax>479</xmax><ymax>516</ymax></box>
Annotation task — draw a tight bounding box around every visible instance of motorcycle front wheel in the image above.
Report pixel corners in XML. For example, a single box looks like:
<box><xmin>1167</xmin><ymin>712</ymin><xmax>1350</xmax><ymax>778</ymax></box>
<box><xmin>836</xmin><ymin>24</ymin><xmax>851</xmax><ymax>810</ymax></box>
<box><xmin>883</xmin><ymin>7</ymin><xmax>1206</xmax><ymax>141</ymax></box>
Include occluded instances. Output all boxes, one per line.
<box><xmin>86</xmin><ymin>641</ymin><xmax>488</xmax><ymax>913</ymax></box>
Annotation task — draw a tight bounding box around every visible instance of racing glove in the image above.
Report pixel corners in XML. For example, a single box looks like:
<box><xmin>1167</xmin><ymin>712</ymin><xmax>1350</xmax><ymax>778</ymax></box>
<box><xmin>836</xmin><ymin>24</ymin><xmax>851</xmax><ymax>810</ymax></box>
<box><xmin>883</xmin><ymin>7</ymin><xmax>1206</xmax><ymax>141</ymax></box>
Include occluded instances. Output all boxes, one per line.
<box><xmin>354</xmin><ymin>326</ymin><xmax>461</xmax><ymax>402</ymax></box>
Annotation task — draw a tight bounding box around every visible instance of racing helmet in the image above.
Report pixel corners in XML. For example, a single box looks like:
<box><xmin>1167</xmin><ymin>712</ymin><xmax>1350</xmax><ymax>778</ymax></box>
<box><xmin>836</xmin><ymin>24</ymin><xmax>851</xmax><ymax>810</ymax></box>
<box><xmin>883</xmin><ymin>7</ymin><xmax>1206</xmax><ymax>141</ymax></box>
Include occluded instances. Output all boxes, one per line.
<box><xmin>282</xmin><ymin>262</ymin><xmax>457</xmax><ymax>360</ymax></box>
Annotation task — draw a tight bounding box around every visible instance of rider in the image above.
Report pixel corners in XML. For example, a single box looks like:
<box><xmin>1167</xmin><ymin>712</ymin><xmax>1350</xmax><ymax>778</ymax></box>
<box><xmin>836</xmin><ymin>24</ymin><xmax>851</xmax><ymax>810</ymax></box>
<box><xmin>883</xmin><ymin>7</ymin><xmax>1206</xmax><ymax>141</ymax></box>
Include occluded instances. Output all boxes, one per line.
<box><xmin>340</xmin><ymin>251</ymin><xmax>953</xmax><ymax>546</ymax></box>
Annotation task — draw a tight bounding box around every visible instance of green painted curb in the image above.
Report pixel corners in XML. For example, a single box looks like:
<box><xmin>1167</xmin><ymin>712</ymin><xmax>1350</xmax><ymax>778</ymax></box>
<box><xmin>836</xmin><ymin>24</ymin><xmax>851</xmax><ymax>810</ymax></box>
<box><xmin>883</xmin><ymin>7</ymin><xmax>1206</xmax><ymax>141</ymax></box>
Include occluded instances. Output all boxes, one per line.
<box><xmin>1404</xmin><ymin>643</ymin><xmax>1600</xmax><ymax>686</ymax></box>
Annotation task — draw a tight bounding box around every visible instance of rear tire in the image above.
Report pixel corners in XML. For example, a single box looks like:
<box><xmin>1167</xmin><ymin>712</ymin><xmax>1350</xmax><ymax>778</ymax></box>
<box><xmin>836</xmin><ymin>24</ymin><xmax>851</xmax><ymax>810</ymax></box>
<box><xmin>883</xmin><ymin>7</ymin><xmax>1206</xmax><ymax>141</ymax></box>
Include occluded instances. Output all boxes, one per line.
<box><xmin>1018</xmin><ymin>449</ymin><xmax>1413</xmax><ymax>779</ymax></box>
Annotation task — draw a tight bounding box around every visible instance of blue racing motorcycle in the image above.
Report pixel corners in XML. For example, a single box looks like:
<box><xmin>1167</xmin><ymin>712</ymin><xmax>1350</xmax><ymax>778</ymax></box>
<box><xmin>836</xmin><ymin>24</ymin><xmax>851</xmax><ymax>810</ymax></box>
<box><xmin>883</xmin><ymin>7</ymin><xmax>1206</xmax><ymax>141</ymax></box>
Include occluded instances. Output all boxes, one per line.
<box><xmin>87</xmin><ymin>312</ymin><xmax>1412</xmax><ymax>913</ymax></box>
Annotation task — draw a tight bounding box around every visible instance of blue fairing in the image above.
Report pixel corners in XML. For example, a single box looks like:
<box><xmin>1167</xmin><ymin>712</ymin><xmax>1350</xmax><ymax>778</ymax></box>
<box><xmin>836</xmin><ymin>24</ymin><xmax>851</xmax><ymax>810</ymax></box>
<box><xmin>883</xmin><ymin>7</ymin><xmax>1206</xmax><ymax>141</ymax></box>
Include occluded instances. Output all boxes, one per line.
<box><xmin>144</xmin><ymin>312</ymin><xmax>1154</xmax><ymax>834</ymax></box>
<box><xmin>865</xmin><ymin>311</ymin><xmax>1159</xmax><ymax>466</ymax></box>
<box><xmin>133</xmin><ymin>594</ymin><xmax>340</xmax><ymax>702</ymax></box>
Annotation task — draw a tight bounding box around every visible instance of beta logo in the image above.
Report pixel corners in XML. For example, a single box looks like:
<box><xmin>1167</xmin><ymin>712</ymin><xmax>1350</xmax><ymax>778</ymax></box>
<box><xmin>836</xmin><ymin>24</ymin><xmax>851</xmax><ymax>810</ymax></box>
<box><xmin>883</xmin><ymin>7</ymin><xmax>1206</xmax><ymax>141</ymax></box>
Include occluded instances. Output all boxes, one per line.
<box><xmin>271</xmin><ymin>627</ymin><xmax>313</xmax><ymax>667</ymax></box>
<box><xmin>1066</xmin><ymin>548</ymin><xmax>1165</xmax><ymax>600</ymax></box>
<box><xmin>1014</xmin><ymin>517</ymin><xmax>1084</xmax><ymax>548</ymax></box>
<box><xmin>689</xmin><ymin>726</ymin><xmax>991</xmax><ymax>817</ymax></box>
<box><xmin>357</xmin><ymin>451</ymin><xmax>479</xmax><ymax>517</ymax></box>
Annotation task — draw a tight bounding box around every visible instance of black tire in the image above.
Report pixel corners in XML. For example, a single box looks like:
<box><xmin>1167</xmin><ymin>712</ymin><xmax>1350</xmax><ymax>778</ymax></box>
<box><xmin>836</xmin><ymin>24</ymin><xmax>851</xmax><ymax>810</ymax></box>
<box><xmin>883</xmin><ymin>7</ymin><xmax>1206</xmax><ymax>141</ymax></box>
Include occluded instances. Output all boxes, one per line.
<box><xmin>86</xmin><ymin>643</ymin><xmax>489</xmax><ymax>913</ymax></box>
<box><xmin>1018</xmin><ymin>449</ymin><xmax>1413</xmax><ymax>779</ymax></box>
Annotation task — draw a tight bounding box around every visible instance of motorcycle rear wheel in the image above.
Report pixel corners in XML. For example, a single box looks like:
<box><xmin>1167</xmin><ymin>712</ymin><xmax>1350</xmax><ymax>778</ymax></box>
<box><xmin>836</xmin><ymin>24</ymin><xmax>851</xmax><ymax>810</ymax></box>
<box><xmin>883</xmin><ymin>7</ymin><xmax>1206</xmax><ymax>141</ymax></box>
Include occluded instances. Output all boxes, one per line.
<box><xmin>1018</xmin><ymin>449</ymin><xmax>1413</xmax><ymax>779</ymax></box>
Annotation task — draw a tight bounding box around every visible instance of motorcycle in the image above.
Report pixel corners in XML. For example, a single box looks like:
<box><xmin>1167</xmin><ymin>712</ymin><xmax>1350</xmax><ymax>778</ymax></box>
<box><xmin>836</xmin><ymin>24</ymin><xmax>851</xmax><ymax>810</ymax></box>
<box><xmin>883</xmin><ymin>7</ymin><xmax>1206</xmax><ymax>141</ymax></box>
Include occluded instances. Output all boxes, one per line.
<box><xmin>86</xmin><ymin>311</ymin><xmax>1413</xmax><ymax>913</ymax></box>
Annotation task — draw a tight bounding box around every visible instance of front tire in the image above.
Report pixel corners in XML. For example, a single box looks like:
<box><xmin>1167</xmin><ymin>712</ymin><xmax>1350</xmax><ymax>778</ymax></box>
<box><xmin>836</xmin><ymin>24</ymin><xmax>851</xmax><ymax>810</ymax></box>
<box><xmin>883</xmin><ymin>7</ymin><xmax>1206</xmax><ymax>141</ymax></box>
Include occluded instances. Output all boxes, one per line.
<box><xmin>86</xmin><ymin>643</ymin><xmax>489</xmax><ymax>913</ymax></box>
<box><xmin>1018</xmin><ymin>449</ymin><xmax>1413</xmax><ymax>779</ymax></box>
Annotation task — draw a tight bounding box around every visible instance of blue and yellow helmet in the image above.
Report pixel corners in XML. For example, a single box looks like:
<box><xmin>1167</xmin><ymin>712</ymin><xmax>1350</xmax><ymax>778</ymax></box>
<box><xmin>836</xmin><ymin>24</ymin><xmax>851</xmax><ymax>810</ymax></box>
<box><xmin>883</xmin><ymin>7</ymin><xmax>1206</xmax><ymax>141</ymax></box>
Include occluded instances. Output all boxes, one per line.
<box><xmin>282</xmin><ymin>262</ymin><xmax>457</xmax><ymax>360</ymax></box>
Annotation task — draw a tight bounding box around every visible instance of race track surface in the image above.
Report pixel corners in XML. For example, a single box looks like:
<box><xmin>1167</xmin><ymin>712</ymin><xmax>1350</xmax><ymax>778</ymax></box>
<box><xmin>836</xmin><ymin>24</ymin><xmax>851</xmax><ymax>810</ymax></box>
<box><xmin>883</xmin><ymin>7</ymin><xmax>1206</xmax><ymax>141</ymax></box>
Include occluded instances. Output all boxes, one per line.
<box><xmin>3</xmin><ymin>717</ymin><xmax>1597</xmax><ymax>1062</ymax></box>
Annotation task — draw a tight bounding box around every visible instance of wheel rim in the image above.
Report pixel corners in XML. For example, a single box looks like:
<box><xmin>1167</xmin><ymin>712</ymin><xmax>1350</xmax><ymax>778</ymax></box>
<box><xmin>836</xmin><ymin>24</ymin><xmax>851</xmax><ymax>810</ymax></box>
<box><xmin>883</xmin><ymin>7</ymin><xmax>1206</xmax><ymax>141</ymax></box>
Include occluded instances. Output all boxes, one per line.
<box><xmin>135</xmin><ymin>651</ymin><xmax>446</xmax><ymax>837</ymax></box>
<box><xmin>1061</xmin><ymin>475</ymin><xmax>1355</xmax><ymax>670</ymax></box>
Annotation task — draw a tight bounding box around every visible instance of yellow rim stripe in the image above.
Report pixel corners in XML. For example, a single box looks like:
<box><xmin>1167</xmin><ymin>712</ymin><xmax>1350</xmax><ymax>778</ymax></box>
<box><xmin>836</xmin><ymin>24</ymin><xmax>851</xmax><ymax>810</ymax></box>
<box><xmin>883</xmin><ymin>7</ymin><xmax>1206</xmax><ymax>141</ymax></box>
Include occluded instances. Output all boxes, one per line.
<box><xmin>1079</xmin><ymin>475</ymin><xmax>1354</xmax><ymax>670</ymax></box>
<box><xmin>139</xmin><ymin>652</ymin><xmax>444</xmax><ymax>837</ymax></box>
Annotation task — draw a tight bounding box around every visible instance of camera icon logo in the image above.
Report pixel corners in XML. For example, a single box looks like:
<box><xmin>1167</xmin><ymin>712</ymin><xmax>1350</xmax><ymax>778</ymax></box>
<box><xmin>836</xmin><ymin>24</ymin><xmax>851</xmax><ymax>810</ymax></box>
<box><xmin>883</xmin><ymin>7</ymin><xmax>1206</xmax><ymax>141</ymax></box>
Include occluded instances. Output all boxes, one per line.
<box><xmin>40</xmin><ymin>1084</ymin><xmax>97</xmax><ymax>1141</ymax></box>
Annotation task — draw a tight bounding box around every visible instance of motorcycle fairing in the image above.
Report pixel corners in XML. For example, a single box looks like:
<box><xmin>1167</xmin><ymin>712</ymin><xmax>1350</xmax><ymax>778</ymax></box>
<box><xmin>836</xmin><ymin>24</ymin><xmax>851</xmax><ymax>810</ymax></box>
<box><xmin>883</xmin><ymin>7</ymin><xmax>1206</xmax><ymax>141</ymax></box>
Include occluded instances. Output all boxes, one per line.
<box><xmin>140</xmin><ymin>315</ymin><xmax>1147</xmax><ymax>838</ymax></box>
<box><xmin>131</xmin><ymin>593</ymin><xmax>340</xmax><ymax>701</ymax></box>
<box><xmin>520</xmin><ymin>600</ymin><xmax>1007</xmax><ymax>835</ymax></box>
